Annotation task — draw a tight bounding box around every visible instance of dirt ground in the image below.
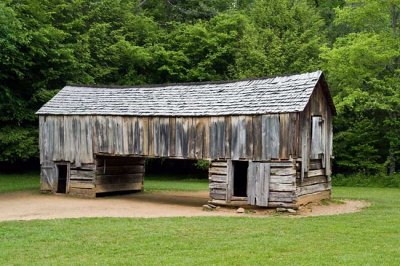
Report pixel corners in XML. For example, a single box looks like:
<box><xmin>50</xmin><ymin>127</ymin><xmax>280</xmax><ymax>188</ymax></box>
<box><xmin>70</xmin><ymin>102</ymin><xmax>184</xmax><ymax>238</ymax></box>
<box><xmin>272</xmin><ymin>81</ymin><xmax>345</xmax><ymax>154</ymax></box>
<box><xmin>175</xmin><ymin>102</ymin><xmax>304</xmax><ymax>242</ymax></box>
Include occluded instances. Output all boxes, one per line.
<box><xmin>0</xmin><ymin>190</ymin><xmax>369</xmax><ymax>221</ymax></box>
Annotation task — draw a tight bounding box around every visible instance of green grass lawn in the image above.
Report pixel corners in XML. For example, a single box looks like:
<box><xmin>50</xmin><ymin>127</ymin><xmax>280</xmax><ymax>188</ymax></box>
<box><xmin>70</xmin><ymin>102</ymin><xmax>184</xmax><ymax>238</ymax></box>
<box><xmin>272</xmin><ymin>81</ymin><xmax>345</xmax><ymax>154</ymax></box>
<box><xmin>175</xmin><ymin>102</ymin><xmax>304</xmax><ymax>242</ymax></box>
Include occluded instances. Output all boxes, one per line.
<box><xmin>0</xmin><ymin>173</ymin><xmax>207</xmax><ymax>193</ymax></box>
<box><xmin>0</xmin><ymin>172</ymin><xmax>39</xmax><ymax>193</ymax></box>
<box><xmin>0</xmin><ymin>174</ymin><xmax>399</xmax><ymax>265</ymax></box>
<box><xmin>144</xmin><ymin>174</ymin><xmax>208</xmax><ymax>192</ymax></box>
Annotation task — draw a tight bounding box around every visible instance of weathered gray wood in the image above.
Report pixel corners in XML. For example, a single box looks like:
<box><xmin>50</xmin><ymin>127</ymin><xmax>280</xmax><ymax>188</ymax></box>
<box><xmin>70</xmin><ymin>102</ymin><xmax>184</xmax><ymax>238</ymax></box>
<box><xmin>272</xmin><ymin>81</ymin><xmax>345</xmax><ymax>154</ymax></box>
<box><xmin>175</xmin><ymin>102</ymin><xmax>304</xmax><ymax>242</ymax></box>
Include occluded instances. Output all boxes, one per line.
<box><xmin>226</xmin><ymin>159</ymin><xmax>233</xmax><ymax>202</ymax></box>
<box><xmin>169</xmin><ymin>117</ymin><xmax>176</xmax><ymax>157</ymax></box>
<box><xmin>160</xmin><ymin>117</ymin><xmax>169</xmax><ymax>157</ymax></box>
<box><xmin>245</xmin><ymin>116</ymin><xmax>253</xmax><ymax>158</ymax></box>
<box><xmin>311</xmin><ymin>116</ymin><xmax>324</xmax><ymax>159</ymax></box>
<box><xmin>188</xmin><ymin>118</ymin><xmax>196</xmax><ymax>158</ymax></box>
<box><xmin>238</xmin><ymin>116</ymin><xmax>246</xmax><ymax>158</ymax></box>
<box><xmin>96</xmin><ymin>165</ymin><xmax>145</xmax><ymax>174</ymax></box>
<box><xmin>208</xmin><ymin>174</ymin><xmax>227</xmax><ymax>183</ymax></box>
<box><xmin>231</xmin><ymin>116</ymin><xmax>239</xmax><ymax>160</ymax></box>
<box><xmin>297</xmin><ymin>175</ymin><xmax>327</xmax><ymax>186</ymax></box>
<box><xmin>40</xmin><ymin>164</ymin><xmax>55</xmax><ymax>192</ymax></box>
<box><xmin>307</xmin><ymin>169</ymin><xmax>325</xmax><ymax>177</ymax></box>
<box><xmin>96</xmin><ymin>174</ymin><xmax>144</xmax><ymax>184</ymax></box>
<box><xmin>139</xmin><ymin>117</ymin><xmax>148</xmax><ymax>155</ymax></box>
<box><xmin>279</xmin><ymin>113</ymin><xmax>289</xmax><ymax>159</ymax></box>
<box><xmin>211</xmin><ymin>161</ymin><xmax>227</xmax><ymax>167</ymax></box>
<box><xmin>96</xmin><ymin>182</ymin><xmax>143</xmax><ymax>193</ymax></box>
<box><xmin>288</xmin><ymin>113</ymin><xmax>299</xmax><ymax>158</ymax></box>
<box><xmin>209</xmin><ymin>183</ymin><xmax>227</xmax><ymax>189</ymax></box>
<box><xmin>69</xmin><ymin>180</ymin><xmax>95</xmax><ymax>189</ymax></box>
<box><xmin>210</xmin><ymin>192</ymin><xmax>226</xmax><ymax>200</ymax></box>
<box><xmin>175</xmin><ymin>118</ymin><xmax>183</xmax><ymax>157</ymax></box>
<box><xmin>247</xmin><ymin>161</ymin><xmax>256</xmax><ymax>205</ymax></box>
<box><xmin>269</xmin><ymin>183</ymin><xmax>295</xmax><ymax>192</ymax></box>
<box><xmin>269</xmin><ymin>162</ymin><xmax>294</xmax><ymax>167</ymax></box>
<box><xmin>153</xmin><ymin>117</ymin><xmax>160</xmax><ymax>156</ymax></box>
<box><xmin>297</xmin><ymin>182</ymin><xmax>331</xmax><ymax>196</ymax></box>
<box><xmin>209</xmin><ymin>167</ymin><xmax>227</xmax><ymax>175</ymax></box>
<box><xmin>269</xmin><ymin>191</ymin><xmax>296</xmax><ymax>202</ymax></box>
<box><xmin>309</xmin><ymin>159</ymin><xmax>322</xmax><ymax>170</ymax></box>
<box><xmin>69</xmin><ymin>187</ymin><xmax>96</xmax><ymax>197</ymax></box>
<box><xmin>270</xmin><ymin>167</ymin><xmax>296</xmax><ymax>176</ymax></box>
<box><xmin>262</xmin><ymin>114</ymin><xmax>280</xmax><ymax>160</ymax></box>
<box><xmin>270</xmin><ymin>175</ymin><xmax>296</xmax><ymax>184</ymax></box>
<box><xmin>252</xmin><ymin>116</ymin><xmax>262</xmax><ymax>160</ymax></box>
<box><xmin>258</xmin><ymin>163</ymin><xmax>270</xmax><ymax>207</ymax></box>
<box><xmin>300</xmin><ymin>110</ymin><xmax>309</xmax><ymax>181</ymax></box>
<box><xmin>70</xmin><ymin>170</ymin><xmax>94</xmax><ymax>179</ymax></box>
<box><xmin>210</xmin><ymin>117</ymin><xmax>225</xmax><ymax>159</ymax></box>
<box><xmin>209</xmin><ymin>174</ymin><xmax>227</xmax><ymax>183</ymax></box>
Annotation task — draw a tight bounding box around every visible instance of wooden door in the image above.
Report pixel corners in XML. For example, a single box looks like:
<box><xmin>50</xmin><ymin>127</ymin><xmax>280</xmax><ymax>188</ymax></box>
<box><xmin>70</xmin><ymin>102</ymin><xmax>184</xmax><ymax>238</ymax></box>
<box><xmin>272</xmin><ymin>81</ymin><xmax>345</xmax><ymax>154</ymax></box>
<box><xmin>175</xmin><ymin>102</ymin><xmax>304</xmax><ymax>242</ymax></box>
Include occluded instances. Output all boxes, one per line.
<box><xmin>311</xmin><ymin>116</ymin><xmax>326</xmax><ymax>168</ymax></box>
<box><xmin>247</xmin><ymin>161</ymin><xmax>270</xmax><ymax>207</ymax></box>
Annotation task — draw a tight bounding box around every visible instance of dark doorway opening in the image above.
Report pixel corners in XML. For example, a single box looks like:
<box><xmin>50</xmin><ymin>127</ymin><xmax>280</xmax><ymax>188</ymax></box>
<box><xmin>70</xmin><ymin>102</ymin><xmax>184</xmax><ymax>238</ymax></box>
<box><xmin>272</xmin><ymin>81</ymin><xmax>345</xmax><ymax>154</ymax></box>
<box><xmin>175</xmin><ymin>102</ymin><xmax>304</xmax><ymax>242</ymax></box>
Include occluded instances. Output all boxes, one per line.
<box><xmin>56</xmin><ymin>164</ymin><xmax>68</xmax><ymax>193</ymax></box>
<box><xmin>233</xmin><ymin>161</ymin><xmax>248</xmax><ymax>197</ymax></box>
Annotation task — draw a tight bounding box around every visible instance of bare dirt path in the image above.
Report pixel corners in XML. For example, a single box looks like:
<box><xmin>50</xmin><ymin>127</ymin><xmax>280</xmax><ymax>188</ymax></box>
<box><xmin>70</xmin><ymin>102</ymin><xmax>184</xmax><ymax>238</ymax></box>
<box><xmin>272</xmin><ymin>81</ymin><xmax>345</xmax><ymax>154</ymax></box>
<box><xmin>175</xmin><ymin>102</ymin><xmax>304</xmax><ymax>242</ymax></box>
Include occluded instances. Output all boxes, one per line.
<box><xmin>0</xmin><ymin>190</ymin><xmax>369</xmax><ymax>221</ymax></box>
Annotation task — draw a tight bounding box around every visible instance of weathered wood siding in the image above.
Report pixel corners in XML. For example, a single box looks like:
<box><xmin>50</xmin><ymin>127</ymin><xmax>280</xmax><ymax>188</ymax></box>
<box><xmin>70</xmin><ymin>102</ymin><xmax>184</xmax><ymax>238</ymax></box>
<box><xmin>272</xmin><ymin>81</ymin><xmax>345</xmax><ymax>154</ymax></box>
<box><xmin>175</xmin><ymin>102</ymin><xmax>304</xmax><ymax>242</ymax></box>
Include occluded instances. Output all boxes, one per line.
<box><xmin>39</xmin><ymin>113</ymin><xmax>302</xmax><ymax>166</ymax></box>
<box><xmin>95</xmin><ymin>156</ymin><xmax>144</xmax><ymax>194</ymax></box>
<box><xmin>208</xmin><ymin>160</ymin><xmax>228</xmax><ymax>201</ymax></box>
<box><xmin>299</xmin><ymin>83</ymin><xmax>333</xmax><ymax>179</ymax></box>
<box><xmin>209</xmin><ymin>160</ymin><xmax>297</xmax><ymax>208</ymax></box>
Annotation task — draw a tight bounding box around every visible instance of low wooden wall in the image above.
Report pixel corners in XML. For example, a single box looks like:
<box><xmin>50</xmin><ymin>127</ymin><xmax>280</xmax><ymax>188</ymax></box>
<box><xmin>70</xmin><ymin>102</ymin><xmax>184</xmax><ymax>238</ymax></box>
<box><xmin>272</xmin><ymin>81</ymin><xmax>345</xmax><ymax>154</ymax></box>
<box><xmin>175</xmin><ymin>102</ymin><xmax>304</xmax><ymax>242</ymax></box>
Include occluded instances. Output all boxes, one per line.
<box><xmin>95</xmin><ymin>156</ymin><xmax>145</xmax><ymax>194</ymax></box>
<box><xmin>208</xmin><ymin>161</ymin><xmax>228</xmax><ymax>201</ymax></box>
<box><xmin>69</xmin><ymin>163</ymin><xmax>96</xmax><ymax>197</ymax></box>
<box><xmin>208</xmin><ymin>159</ymin><xmax>330</xmax><ymax>208</ymax></box>
<box><xmin>296</xmin><ymin>159</ymin><xmax>331</xmax><ymax>205</ymax></box>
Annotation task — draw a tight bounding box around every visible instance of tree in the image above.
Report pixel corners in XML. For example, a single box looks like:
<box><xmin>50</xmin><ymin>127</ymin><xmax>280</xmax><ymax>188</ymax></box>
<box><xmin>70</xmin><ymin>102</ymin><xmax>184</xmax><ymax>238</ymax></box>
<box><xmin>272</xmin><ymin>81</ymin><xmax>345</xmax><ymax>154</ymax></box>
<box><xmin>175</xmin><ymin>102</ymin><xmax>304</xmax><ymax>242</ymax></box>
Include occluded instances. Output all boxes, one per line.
<box><xmin>321</xmin><ymin>0</ymin><xmax>400</xmax><ymax>174</ymax></box>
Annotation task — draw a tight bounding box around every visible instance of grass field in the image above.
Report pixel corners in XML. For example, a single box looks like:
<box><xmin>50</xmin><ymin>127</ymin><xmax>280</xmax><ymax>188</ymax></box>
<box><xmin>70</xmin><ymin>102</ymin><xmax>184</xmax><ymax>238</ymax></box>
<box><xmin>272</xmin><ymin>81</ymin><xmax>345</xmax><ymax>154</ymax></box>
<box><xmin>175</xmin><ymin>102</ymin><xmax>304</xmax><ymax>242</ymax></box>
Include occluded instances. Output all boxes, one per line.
<box><xmin>0</xmin><ymin>174</ymin><xmax>399</xmax><ymax>265</ymax></box>
<box><xmin>0</xmin><ymin>173</ymin><xmax>207</xmax><ymax>193</ymax></box>
<box><xmin>0</xmin><ymin>172</ymin><xmax>39</xmax><ymax>193</ymax></box>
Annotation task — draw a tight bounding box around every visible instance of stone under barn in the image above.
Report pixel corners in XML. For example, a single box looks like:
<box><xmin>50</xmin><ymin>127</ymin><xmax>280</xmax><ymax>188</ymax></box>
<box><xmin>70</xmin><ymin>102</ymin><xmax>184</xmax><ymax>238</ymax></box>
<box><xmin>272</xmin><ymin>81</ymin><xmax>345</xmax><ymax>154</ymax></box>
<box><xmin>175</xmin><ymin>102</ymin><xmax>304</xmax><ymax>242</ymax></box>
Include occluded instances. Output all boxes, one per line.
<box><xmin>36</xmin><ymin>70</ymin><xmax>335</xmax><ymax>208</ymax></box>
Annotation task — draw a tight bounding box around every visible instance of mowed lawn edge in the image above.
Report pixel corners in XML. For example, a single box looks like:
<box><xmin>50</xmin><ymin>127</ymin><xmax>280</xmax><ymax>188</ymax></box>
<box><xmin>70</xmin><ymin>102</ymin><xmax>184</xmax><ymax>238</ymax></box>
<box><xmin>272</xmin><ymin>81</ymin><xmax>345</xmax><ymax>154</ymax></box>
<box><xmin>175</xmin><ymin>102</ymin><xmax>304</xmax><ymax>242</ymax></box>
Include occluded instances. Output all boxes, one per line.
<box><xmin>0</xmin><ymin>174</ymin><xmax>399</xmax><ymax>265</ymax></box>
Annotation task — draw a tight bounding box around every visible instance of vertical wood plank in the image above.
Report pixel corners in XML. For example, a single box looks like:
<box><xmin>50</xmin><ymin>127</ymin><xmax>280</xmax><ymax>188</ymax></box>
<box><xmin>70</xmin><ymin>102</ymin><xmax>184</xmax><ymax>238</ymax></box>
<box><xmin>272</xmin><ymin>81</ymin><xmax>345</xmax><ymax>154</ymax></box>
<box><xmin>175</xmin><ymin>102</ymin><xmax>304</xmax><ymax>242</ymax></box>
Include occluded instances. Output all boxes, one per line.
<box><xmin>245</xmin><ymin>116</ymin><xmax>253</xmax><ymax>158</ymax></box>
<box><xmin>175</xmin><ymin>117</ymin><xmax>183</xmax><ymax>157</ymax></box>
<box><xmin>169</xmin><ymin>117</ymin><xmax>176</xmax><ymax>157</ymax></box>
<box><xmin>139</xmin><ymin>117</ymin><xmax>148</xmax><ymax>155</ymax></box>
<box><xmin>148</xmin><ymin>117</ymin><xmax>154</xmax><ymax>157</ymax></box>
<box><xmin>194</xmin><ymin>118</ymin><xmax>204</xmax><ymax>159</ymax></box>
<box><xmin>217</xmin><ymin>117</ymin><xmax>226</xmax><ymax>159</ymax></box>
<box><xmin>231</xmin><ymin>116</ymin><xmax>239</xmax><ymax>160</ymax></box>
<box><xmin>261</xmin><ymin>163</ymin><xmax>270</xmax><ymax>207</ymax></box>
<box><xmin>247</xmin><ymin>161</ymin><xmax>256</xmax><ymax>205</ymax></box>
<box><xmin>182</xmin><ymin>117</ymin><xmax>189</xmax><ymax>158</ymax></box>
<box><xmin>224</xmin><ymin>116</ymin><xmax>231</xmax><ymax>159</ymax></box>
<box><xmin>252</xmin><ymin>116</ymin><xmax>262</xmax><ymax>161</ymax></box>
<box><xmin>226</xmin><ymin>159</ymin><xmax>233</xmax><ymax>203</ymax></box>
<box><xmin>160</xmin><ymin>117</ymin><xmax>169</xmax><ymax>157</ymax></box>
<box><xmin>188</xmin><ymin>118</ymin><xmax>196</xmax><ymax>158</ymax></box>
<box><xmin>203</xmin><ymin>117</ymin><xmax>210</xmax><ymax>159</ymax></box>
<box><xmin>311</xmin><ymin>116</ymin><xmax>324</xmax><ymax>160</ymax></box>
<box><xmin>270</xmin><ymin>115</ymin><xmax>280</xmax><ymax>159</ymax></box>
<box><xmin>300</xmin><ymin>108</ymin><xmax>310</xmax><ymax>181</ymax></box>
<box><xmin>153</xmin><ymin>117</ymin><xmax>160</xmax><ymax>157</ymax></box>
<box><xmin>238</xmin><ymin>116</ymin><xmax>246</xmax><ymax>158</ymax></box>
<box><xmin>209</xmin><ymin>117</ymin><xmax>217</xmax><ymax>159</ymax></box>
<box><xmin>279</xmin><ymin>114</ymin><xmax>289</xmax><ymax>159</ymax></box>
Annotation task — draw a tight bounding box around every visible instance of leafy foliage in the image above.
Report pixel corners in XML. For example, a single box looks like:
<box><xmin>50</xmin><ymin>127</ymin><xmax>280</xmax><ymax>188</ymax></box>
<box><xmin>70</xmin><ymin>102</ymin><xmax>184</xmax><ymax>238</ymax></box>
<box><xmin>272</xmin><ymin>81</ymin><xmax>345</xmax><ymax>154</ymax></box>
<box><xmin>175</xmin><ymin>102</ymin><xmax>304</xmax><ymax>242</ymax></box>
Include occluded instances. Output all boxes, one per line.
<box><xmin>0</xmin><ymin>0</ymin><xmax>398</xmax><ymax>176</ymax></box>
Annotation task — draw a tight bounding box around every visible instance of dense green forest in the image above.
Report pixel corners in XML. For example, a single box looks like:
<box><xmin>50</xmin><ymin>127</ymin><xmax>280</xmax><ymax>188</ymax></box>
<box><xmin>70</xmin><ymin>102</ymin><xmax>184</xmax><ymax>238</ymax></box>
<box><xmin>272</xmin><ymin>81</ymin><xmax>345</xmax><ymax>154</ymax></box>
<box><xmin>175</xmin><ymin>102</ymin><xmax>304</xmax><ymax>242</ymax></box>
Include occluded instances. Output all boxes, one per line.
<box><xmin>0</xmin><ymin>0</ymin><xmax>399</xmax><ymax>176</ymax></box>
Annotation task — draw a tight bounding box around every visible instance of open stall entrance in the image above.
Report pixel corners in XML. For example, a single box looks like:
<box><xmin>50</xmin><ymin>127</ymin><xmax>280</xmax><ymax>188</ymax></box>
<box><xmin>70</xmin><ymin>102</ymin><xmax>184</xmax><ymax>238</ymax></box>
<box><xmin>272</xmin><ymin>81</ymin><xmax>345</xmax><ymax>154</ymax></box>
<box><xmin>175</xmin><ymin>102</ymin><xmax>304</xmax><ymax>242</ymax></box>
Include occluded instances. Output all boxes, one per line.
<box><xmin>56</xmin><ymin>164</ymin><xmax>68</xmax><ymax>193</ymax></box>
<box><xmin>144</xmin><ymin>158</ymin><xmax>208</xmax><ymax>191</ymax></box>
<box><xmin>233</xmin><ymin>161</ymin><xmax>248</xmax><ymax>197</ymax></box>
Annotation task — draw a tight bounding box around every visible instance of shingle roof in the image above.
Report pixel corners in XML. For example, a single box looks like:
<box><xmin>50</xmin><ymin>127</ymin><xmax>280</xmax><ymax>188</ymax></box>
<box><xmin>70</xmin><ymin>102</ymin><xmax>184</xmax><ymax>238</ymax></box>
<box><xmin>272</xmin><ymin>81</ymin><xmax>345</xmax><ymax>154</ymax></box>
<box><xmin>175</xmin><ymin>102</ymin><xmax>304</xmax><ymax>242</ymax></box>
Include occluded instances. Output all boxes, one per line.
<box><xmin>36</xmin><ymin>71</ymin><xmax>334</xmax><ymax>116</ymax></box>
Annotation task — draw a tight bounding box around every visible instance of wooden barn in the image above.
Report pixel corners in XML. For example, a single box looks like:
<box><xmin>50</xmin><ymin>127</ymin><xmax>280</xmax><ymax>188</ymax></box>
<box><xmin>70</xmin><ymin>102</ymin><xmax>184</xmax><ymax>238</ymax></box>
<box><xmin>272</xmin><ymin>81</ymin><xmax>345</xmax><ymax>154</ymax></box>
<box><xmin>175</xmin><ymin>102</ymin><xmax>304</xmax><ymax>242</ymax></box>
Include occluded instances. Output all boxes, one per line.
<box><xmin>36</xmin><ymin>70</ymin><xmax>335</xmax><ymax>208</ymax></box>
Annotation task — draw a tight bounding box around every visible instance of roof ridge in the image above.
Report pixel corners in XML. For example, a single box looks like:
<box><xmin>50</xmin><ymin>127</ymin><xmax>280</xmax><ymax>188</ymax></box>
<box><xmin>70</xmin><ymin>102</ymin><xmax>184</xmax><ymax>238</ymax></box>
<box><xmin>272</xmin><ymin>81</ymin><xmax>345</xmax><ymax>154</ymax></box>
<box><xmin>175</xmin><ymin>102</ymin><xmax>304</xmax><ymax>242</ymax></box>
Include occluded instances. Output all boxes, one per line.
<box><xmin>66</xmin><ymin>70</ymin><xmax>322</xmax><ymax>89</ymax></box>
